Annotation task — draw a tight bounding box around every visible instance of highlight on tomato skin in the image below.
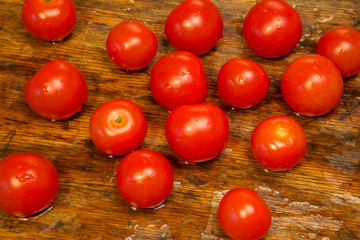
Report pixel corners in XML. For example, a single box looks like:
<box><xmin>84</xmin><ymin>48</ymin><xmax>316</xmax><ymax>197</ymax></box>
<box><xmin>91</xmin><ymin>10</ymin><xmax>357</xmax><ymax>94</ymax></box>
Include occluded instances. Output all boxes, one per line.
<box><xmin>251</xmin><ymin>116</ymin><xmax>307</xmax><ymax>172</ymax></box>
<box><xmin>116</xmin><ymin>149</ymin><xmax>174</xmax><ymax>209</ymax></box>
<box><xmin>22</xmin><ymin>0</ymin><xmax>77</xmax><ymax>41</ymax></box>
<box><xmin>89</xmin><ymin>99</ymin><xmax>147</xmax><ymax>156</ymax></box>
<box><xmin>24</xmin><ymin>59</ymin><xmax>88</xmax><ymax>121</ymax></box>
<box><xmin>218</xmin><ymin>187</ymin><xmax>272</xmax><ymax>240</ymax></box>
<box><xmin>0</xmin><ymin>152</ymin><xmax>59</xmax><ymax>218</ymax></box>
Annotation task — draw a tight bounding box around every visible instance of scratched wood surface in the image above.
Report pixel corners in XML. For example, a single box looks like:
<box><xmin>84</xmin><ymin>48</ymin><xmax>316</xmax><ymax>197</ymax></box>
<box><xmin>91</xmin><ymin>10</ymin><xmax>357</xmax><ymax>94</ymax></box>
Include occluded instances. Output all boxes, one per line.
<box><xmin>0</xmin><ymin>0</ymin><xmax>359</xmax><ymax>239</ymax></box>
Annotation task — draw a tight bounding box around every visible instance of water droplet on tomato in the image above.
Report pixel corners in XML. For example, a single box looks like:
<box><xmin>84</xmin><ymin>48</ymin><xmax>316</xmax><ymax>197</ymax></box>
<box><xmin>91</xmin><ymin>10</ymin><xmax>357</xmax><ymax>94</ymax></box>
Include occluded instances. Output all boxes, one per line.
<box><xmin>16</xmin><ymin>172</ymin><xmax>35</xmax><ymax>183</ymax></box>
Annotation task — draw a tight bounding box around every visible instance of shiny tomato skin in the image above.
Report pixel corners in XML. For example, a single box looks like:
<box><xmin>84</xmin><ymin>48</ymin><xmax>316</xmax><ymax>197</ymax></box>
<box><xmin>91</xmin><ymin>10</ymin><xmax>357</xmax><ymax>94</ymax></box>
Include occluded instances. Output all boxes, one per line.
<box><xmin>24</xmin><ymin>59</ymin><xmax>88</xmax><ymax>120</ymax></box>
<box><xmin>106</xmin><ymin>20</ymin><xmax>158</xmax><ymax>71</ymax></box>
<box><xmin>89</xmin><ymin>99</ymin><xmax>147</xmax><ymax>156</ymax></box>
<box><xmin>22</xmin><ymin>0</ymin><xmax>76</xmax><ymax>41</ymax></box>
<box><xmin>243</xmin><ymin>0</ymin><xmax>302</xmax><ymax>59</ymax></box>
<box><xmin>116</xmin><ymin>149</ymin><xmax>174</xmax><ymax>208</ymax></box>
<box><xmin>165</xmin><ymin>103</ymin><xmax>229</xmax><ymax>163</ymax></box>
<box><xmin>217</xmin><ymin>58</ymin><xmax>270</xmax><ymax>109</ymax></box>
<box><xmin>164</xmin><ymin>0</ymin><xmax>223</xmax><ymax>55</ymax></box>
<box><xmin>0</xmin><ymin>153</ymin><xmax>59</xmax><ymax>217</ymax></box>
<box><xmin>150</xmin><ymin>51</ymin><xmax>207</xmax><ymax>110</ymax></box>
<box><xmin>281</xmin><ymin>55</ymin><xmax>343</xmax><ymax>117</ymax></box>
<box><xmin>251</xmin><ymin>116</ymin><xmax>306</xmax><ymax>171</ymax></box>
<box><xmin>316</xmin><ymin>26</ymin><xmax>360</xmax><ymax>78</ymax></box>
<box><xmin>218</xmin><ymin>188</ymin><xmax>272</xmax><ymax>240</ymax></box>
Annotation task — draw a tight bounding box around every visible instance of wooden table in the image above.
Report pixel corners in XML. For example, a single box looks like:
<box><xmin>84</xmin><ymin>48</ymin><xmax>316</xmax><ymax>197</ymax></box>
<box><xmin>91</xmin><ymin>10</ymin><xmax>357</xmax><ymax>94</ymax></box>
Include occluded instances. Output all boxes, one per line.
<box><xmin>0</xmin><ymin>0</ymin><xmax>359</xmax><ymax>239</ymax></box>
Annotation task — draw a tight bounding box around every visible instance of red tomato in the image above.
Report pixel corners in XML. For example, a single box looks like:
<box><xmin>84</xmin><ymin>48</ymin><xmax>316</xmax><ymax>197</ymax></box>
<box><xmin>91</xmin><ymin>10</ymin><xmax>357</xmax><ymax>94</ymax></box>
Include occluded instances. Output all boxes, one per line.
<box><xmin>281</xmin><ymin>55</ymin><xmax>343</xmax><ymax>117</ymax></box>
<box><xmin>217</xmin><ymin>58</ymin><xmax>270</xmax><ymax>109</ymax></box>
<box><xmin>251</xmin><ymin>116</ymin><xmax>306</xmax><ymax>171</ymax></box>
<box><xmin>316</xmin><ymin>26</ymin><xmax>360</xmax><ymax>78</ymax></box>
<box><xmin>164</xmin><ymin>0</ymin><xmax>223</xmax><ymax>55</ymax></box>
<box><xmin>25</xmin><ymin>59</ymin><xmax>88</xmax><ymax>120</ymax></box>
<box><xmin>116</xmin><ymin>149</ymin><xmax>174</xmax><ymax>208</ymax></box>
<box><xmin>106</xmin><ymin>20</ymin><xmax>158</xmax><ymax>71</ymax></box>
<box><xmin>0</xmin><ymin>153</ymin><xmax>59</xmax><ymax>217</ymax></box>
<box><xmin>243</xmin><ymin>0</ymin><xmax>302</xmax><ymax>58</ymax></box>
<box><xmin>165</xmin><ymin>103</ymin><xmax>229</xmax><ymax>163</ymax></box>
<box><xmin>89</xmin><ymin>99</ymin><xmax>147</xmax><ymax>156</ymax></box>
<box><xmin>150</xmin><ymin>51</ymin><xmax>207</xmax><ymax>110</ymax></box>
<box><xmin>218</xmin><ymin>188</ymin><xmax>272</xmax><ymax>240</ymax></box>
<box><xmin>22</xmin><ymin>0</ymin><xmax>76</xmax><ymax>41</ymax></box>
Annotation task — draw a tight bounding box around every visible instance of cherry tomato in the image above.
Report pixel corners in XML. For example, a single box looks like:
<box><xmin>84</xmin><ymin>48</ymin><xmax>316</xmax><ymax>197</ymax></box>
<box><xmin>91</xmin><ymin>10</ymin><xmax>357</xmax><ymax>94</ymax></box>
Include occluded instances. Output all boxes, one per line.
<box><xmin>281</xmin><ymin>54</ymin><xmax>343</xmax><ymax>117</ymax></box>
<box><xmin>22</xmin><ymin>0</ymin><xmax>76</xmax><ymax>41</ymax></box>
<box><xmin>164</xmin><ymin>0</ymin><xmax>223</xmax><ymax>55</ymax></box>
<box><xmin>165</xmin><ymin>103</ymin><xmax>229</xmax><ymax>163</ymax></box>
<box><xmin>217</xmin><ymin>58</ymin><xmax>270</xmax><ymax>109</ymax></box>
<box><xmin>0</xmin><ymin>153</ymin><xmax>59</xmax><ymax>217</ymax></box>
<box><xmin>106</xmin><ymin>20</ymin><xmax>158</xmax><ymax>71</ymax></box>
<box><xmin>89</xmin><ymin>99</ymin><xmax>147</xmax><ymax>156</ymax></box>
<box><xmin>251</xmin><ymin>116</ymin><xmax>306</xmax><ymax>171</ymax></box>
<box><xmin>150</xmin><ymin>51</ymin><xmax>207</xmax><ymax>110</ymax></box>
<box><xmin>25</xmin><ymin>59</ymin><xmax>88</xmax><ymax>120</ymax></box>
<box><xmin>243</xmin><ymin>0</ymin><xmax>302</xmax><ymax>58</ymax></box>
<box><xmin>218</xmin><ymin>188</ymin><xmax>272</xmax><ymax>240</ymax></box>
<box><xmin>116</xmin><ymin>149</ymin><xmax>174</xmax><ymax>208</ymax></box>
<box><xmin>316</xmin><ymin>26</ymin><xmax>360</xmax><ymax>78</ymax></box>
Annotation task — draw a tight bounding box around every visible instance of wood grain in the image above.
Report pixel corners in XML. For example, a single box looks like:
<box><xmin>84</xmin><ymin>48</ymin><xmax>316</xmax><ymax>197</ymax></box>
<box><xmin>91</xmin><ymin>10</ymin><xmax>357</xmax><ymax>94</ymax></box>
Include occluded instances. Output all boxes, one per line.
<box><xmin>0</xmin><ymin>0</ymin><xmax>359</xmax><ymax>239</ymax></box>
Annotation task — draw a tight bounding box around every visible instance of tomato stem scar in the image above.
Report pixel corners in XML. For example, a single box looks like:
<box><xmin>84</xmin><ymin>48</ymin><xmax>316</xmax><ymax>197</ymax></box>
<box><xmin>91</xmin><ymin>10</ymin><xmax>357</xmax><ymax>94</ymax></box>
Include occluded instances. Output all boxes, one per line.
<box><xmin>115</xmin><ymin>115</ymin><xmax>124</xmax><ymax>124</ymax></box>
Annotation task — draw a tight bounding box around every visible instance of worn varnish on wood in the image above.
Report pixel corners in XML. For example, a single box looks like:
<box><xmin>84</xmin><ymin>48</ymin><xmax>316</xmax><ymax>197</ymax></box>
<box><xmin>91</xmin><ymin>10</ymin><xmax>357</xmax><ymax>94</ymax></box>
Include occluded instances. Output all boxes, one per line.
<box><xmin>0</xmin><ymin>0</ymin><xmax>359</xmax><ymax>239</ymax></box>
